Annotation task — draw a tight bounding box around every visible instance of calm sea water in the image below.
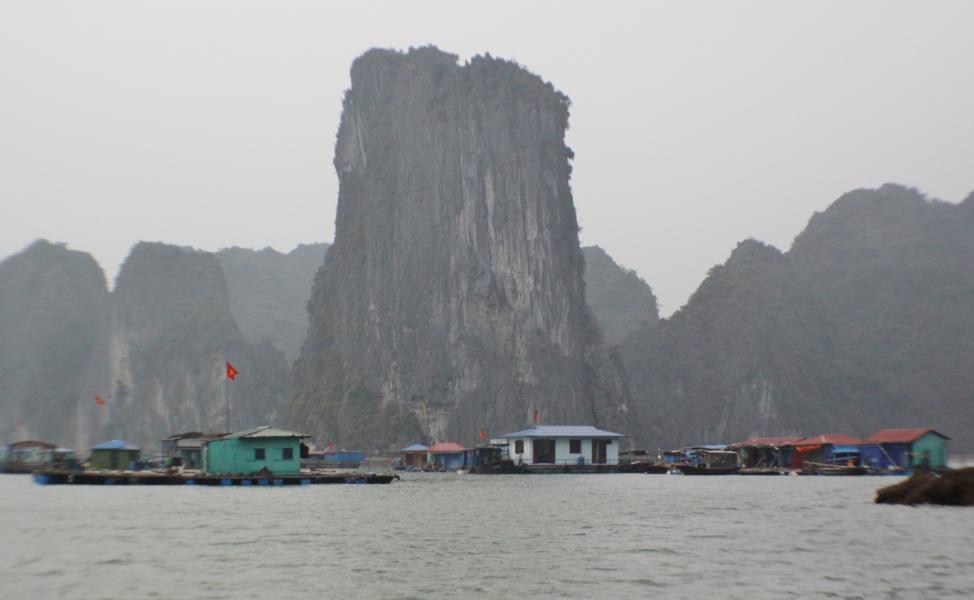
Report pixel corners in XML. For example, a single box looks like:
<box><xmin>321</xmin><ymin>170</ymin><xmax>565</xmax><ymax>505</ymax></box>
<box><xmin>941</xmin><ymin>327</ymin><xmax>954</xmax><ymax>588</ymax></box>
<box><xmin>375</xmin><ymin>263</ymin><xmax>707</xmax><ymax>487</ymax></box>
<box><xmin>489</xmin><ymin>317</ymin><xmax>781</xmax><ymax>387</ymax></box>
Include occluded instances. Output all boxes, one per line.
<box><xmin>1</xmin><ymin>473</ymin><xmax>973</xmax><ymax>599</ymax></box>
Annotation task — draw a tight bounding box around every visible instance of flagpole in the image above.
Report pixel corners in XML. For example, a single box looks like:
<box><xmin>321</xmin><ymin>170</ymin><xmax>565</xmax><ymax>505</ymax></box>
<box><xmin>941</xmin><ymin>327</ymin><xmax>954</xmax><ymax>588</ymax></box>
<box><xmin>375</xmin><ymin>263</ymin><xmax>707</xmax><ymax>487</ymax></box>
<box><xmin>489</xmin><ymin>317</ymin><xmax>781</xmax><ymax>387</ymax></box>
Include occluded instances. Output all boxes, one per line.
<box><xmin>225</xmin><ymin>369</ymin><xmax>230</xmax><ymax>433</ymax></box>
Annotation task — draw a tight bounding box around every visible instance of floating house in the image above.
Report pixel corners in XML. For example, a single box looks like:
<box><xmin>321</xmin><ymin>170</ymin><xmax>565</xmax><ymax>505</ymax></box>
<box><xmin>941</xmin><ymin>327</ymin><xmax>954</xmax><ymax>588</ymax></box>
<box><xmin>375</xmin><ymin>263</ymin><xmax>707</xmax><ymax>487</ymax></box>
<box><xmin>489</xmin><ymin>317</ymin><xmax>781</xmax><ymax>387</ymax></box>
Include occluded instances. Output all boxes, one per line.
<box><xmin>203</xmin><ymin>426</ymin><xmax>308</xmax><ymax>476</ymax></box>
<box><xmin>861</xmin><ymin>428</ymin><xmax>950</xmax><ymax>470</ymax></box>
<box><xmin>501</xmin><ymin>426</ymin><xmax>625</xmax><ymax>466</ymax></box>
<box><xmin>161</xmin><ymin>432</ymin><xmax>225</xmax><ymax>470</ymax></box>
<box><xmin>730</xmin><ymin>437</ymin><xmax>802</xmax><ymax>469</ymax></box>
<box><xmin>463</xmin><ymin>443</ymin><xmax>508</xmax><ymax>470</ymax></box>
<box><xmin>89</xmin><ymin>440</ymin><xmax>141</xmax><ymax>470</ymax></box>
<box><xmin>400</xmin><ymin>444</ymin><xmax>429</xmax><ymax>469</ymax></box>
<box><xmin>1</xmin><ymin>440</ymin><xmax>75</xmax><ymax>473</ymax></box>
<box><xmin>428</xmin><ymin>442</ymin><xmax>466</xmax><ymax>470</ymax></box>
<box><xmin>792</xmin><ymin>434</ymin><xmax>862</xmax><ymax>468</ymax></box>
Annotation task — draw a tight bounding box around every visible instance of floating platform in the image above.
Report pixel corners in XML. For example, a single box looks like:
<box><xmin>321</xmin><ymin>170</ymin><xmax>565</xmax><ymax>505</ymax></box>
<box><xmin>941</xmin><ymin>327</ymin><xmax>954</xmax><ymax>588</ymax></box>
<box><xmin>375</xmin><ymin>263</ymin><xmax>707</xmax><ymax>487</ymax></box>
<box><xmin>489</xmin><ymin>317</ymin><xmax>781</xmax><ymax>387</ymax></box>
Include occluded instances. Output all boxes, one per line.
<box><xmin>32</xmin><ymin>469</ymin><xmax>398</xmax><ymax>486</ymax></box>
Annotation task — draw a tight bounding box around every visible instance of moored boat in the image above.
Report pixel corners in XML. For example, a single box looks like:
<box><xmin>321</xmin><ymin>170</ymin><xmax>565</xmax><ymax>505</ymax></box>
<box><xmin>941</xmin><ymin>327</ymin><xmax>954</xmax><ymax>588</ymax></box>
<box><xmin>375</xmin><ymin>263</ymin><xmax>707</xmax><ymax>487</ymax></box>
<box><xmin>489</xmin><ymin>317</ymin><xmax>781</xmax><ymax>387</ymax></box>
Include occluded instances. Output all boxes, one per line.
<box><xmin>738</xmin><ymin>467</ymin><xmax>785</xmax><ymax>475</ymax></box>
<box><xmin>674</xmin><ymin>464</ymin><xmax>740</xmax><ymax>475</ymax></box>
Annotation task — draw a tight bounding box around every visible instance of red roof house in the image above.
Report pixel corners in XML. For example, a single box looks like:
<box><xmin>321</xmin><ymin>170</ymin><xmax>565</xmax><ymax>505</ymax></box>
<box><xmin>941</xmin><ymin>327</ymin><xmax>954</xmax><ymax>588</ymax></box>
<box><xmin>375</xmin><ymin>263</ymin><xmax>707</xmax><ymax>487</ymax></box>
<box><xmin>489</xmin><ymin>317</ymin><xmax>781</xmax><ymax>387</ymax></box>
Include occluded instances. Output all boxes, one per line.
<box><xmin>864</xmin><ymin>428</ymin><xmax>950</xmax><ymax>443</ymax></box>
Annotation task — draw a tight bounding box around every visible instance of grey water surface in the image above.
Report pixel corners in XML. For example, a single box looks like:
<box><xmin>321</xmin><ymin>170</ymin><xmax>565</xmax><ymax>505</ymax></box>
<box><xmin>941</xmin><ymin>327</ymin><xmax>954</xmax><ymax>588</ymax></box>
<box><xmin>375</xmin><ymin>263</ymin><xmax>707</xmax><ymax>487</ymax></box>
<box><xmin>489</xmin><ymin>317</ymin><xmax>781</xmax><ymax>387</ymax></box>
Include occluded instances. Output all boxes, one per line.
<box><xmin>1</xmin><ymin>473</ymin><xmax>973</xmax><ymax>599</ymax></box>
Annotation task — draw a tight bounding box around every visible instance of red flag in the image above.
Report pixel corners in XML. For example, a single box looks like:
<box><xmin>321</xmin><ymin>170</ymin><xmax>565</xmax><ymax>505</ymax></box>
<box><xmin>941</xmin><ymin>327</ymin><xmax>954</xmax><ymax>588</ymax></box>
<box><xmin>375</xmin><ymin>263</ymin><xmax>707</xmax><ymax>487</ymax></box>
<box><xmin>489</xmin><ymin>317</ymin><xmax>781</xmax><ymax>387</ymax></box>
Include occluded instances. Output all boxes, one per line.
<box><xmin>326</xmin><ymin>441</ymin><xmax>334</xmax><ymax>451</ymax></box>
<box><xmin>532</xmin><ymin>409</ymin><xmax>540</xmax><ymax>424</ymax></box>
<box><xmin>95</xmin><ymin>395</ymin><xmax>106</xmax><ymax>406</ymax></box>
<box><xmin>479</xmin><ymin>430</ymin><xmax>486</xmax><ymax>440</ymax></box>
<box><xmin>226</xmin><ymin>362</ymin><xmax>239</xmax><ymax>381</ymax></box>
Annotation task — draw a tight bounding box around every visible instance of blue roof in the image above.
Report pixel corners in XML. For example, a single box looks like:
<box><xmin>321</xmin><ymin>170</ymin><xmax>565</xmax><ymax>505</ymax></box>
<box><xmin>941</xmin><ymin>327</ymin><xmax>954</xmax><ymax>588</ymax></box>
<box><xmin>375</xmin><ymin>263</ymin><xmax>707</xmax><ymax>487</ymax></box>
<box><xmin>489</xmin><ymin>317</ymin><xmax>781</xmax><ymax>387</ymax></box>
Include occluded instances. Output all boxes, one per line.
<box><xmin>92</xmin><ymin>439</ymin><xmax>140</xmax><ymax>450</ymax></box>
<box><xmin>401</xmin><ymin>444</ymin><xmax>428</xmax><ymax>452</ymax></box>
<box><xmin>499</xmin><ymin>426</ymin><xmax>625</xmax><ymax>439</ymax></box>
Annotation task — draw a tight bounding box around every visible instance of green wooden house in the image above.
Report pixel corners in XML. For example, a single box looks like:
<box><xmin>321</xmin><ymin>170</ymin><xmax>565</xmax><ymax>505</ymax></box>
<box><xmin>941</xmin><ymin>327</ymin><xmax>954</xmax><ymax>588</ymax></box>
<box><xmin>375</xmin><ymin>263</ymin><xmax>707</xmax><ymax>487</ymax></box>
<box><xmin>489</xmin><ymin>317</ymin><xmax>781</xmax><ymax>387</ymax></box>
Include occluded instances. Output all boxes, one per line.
<box><xmin>203</xmin><ymin>426</ymin><xmax>309</xmax><ymax>476</ymax></box>
<box><xmin>89</xmin><ymin>440</ymin><xmax>141</xmax><ymax>470</ymax></box>
<box><xmin>862</xmin><ymin>428</ymin><xmax>951</xmax><ymax>469</ymax></box>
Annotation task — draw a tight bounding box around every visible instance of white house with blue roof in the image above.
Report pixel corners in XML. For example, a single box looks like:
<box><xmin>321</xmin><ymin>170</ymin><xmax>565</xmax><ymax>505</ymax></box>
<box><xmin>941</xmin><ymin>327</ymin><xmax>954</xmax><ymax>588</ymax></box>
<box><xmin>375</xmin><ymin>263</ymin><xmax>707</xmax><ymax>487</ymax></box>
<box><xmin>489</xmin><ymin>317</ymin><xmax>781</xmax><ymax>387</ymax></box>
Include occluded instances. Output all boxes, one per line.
<box><xmin>499</xmin><ymin>426</ymin><xmax>625</xmax><ymax>466</ymax></box>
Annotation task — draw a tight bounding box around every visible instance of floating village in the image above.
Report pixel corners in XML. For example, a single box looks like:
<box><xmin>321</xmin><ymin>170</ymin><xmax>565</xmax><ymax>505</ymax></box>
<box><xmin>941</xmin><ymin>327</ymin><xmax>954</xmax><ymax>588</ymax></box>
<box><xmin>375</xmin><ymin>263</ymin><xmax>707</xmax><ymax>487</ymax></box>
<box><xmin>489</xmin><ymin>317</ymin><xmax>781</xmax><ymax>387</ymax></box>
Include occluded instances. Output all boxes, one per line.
<box><xmin>0</xmin><ymin>421</ymin><xmax>955</xmax><ymax>487</ymax></box>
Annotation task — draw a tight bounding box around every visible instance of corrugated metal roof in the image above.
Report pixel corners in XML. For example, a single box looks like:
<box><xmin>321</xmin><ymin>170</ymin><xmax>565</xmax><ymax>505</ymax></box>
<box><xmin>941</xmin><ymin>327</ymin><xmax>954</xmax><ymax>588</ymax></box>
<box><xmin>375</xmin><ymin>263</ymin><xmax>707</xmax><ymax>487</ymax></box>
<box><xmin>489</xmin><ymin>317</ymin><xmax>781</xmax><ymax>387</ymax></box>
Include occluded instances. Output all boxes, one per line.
<box><xmin>400</xmin><ymin>444</ymin><xmax>428</xmax><ymax>452</ymax></box>
<box><xmin>795</xmin><ymin>433</ymin><xmax>862</xmax><ymax>446</ymax></box>
<box><xmin>428</xmin><ymin>442</ymin><xmax>465</xmax><ymax>453</ymax></box>
<box><xmin>729</xmin><ymin>437</ymin><xmax>803</xmax><ymax>448</ymax></box>
<box><xmin>865</xmin><ymin>428</ymin><xmax>950</xmax><ymax>443</ymax></box>
<box><xmin>499</xmin><ymin>425</ymin><xmax>625</xmax><ymax>439</ymax></box>
<box><xmin>92</xmin><ymin>439</ymin><xmax>140</xmax><ymax>450</ymax></box>
<box><xmin>222</xmin><ymin>426</ymin><xmax>309</xmax><ymax>439</ymax></box>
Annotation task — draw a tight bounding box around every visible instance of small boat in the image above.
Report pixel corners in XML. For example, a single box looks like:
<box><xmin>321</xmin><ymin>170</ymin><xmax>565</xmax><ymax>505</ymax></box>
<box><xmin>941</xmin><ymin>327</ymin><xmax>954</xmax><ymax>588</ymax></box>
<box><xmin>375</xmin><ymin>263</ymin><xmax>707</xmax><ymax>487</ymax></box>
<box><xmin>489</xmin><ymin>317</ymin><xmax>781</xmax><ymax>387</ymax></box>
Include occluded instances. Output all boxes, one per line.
<box><xmin>799</xmin><ymin>462</ymin><xmax>868</xmax><ymax>476</ymax></box>
<box><xmin>618</xmin><ymin>461</ymin><xmax>669</xmax><ymax>474</ymax></box>
<box><xmin>738</xmin><ymin>467</ymin><xmax>784</xmax><ymax>476</ymax></box>
<box><xmin>668</xmin><ymin>448</ymin><xmax>741</xmax><ymax>475</ymax></box>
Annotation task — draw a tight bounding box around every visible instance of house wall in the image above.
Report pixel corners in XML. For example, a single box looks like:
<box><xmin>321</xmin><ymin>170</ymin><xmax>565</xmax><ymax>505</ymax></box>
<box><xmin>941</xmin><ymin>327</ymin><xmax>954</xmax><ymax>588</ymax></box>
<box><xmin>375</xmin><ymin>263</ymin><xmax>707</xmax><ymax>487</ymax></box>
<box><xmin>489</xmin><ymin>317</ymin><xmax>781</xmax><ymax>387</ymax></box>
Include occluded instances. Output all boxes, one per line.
<box><xmin>510</xmin><ymin>438</ymin><xmax>620</xmax><ymax>465</ymax></box>
<box><xmin>401</xmin><ymin>451</ymin><xmax>426</xmax><ymax>468</ymax></box>
<box><xmin>89</xmin><ymin>449</ymin><xmax>140</xmax><ymax>470</ymax></box>
<box><xmin>912</xmin><ymin>433</ymin><xmax>948</xmax><ymax>468</ymax></box>
<box><xmin>204</xmin><ymin>437</ymin><xmax>301</xmax><ymax>475</ymax></box>
<box><xmin>432</xmin><ymin>452</ymin><xmax>465</xmax><ymax>470</ymax></box>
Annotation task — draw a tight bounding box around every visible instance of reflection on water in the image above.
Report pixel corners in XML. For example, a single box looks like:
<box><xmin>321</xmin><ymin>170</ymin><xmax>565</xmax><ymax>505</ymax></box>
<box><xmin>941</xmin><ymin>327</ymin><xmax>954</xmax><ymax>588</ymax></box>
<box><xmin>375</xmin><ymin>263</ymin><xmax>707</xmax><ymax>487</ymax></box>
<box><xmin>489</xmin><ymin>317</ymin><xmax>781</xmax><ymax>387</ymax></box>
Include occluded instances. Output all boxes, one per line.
<box><xmin>1</xmin><ymin>473</ymin><xmax>973</xmax><ymax>599</ymax></box>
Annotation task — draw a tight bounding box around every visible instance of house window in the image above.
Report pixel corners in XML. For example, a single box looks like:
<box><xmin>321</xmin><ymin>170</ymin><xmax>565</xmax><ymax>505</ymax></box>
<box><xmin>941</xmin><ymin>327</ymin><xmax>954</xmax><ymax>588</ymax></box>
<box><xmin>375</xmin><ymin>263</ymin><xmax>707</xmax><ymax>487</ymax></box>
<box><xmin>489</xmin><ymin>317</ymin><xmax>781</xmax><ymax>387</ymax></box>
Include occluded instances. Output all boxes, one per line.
<box><xmin>255</xmin><ymin>448</ymin><xmax>266</xmax><ymax>460</ymax></box>
<box><xmin>515</xmin><ymin>440</ymin><xmax>524</xmax><ymax>454</ymax></box>
<box><xmin>569</xmin><ymin>439</ymin><xmax>582</xmax><ymax>453</ymax></box>
<box><xmin>282</xmin><ymin>447</ymin><xmax>294</xmax><ymax>460</ymax></box>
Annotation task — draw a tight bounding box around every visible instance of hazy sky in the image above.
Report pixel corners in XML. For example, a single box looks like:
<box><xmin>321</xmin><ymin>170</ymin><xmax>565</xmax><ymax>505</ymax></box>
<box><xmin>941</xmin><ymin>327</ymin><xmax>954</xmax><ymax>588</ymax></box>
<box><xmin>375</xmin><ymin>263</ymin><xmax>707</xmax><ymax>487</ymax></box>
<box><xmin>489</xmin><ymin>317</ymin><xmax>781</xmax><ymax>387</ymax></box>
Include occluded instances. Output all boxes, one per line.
<box><xmin>2</xmin><ymin>1</ymin><xmax>972</xmax><ymax>314</ymax></box>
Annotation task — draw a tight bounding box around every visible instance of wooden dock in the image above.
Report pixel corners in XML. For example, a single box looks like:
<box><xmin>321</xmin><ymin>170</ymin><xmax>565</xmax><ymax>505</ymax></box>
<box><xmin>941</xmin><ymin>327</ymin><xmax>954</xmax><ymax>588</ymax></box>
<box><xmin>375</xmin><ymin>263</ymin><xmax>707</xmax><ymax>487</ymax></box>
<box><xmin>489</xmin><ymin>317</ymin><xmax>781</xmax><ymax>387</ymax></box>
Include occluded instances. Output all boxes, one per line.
<box><xmin>32</xmin><ymin>469</ymin><xmax>398</xmax><ymax>486</ymax></box>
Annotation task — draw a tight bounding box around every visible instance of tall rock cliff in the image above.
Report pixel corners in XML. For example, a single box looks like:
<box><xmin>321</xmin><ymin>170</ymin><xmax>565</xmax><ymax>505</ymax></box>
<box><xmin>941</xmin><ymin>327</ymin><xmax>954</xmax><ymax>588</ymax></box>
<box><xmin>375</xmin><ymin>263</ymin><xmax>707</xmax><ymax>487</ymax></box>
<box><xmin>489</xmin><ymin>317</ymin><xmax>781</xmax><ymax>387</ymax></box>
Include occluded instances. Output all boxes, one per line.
<box><xmin>0</xmin><ymin>241</ymin><xmax>110</xmax><ymax>450</ymax></box>
<box><xmin>216</xmin><ymin>243</ymin><xmax>330</xmax><ymax>363</ymax></box>
<box><xmin>287</xmin><ymin>47</ymin><xmax>633</xmax><ymax>450</ymax></box>
<box><xmin>619</xmin><ymin>240</ymin><xmax>865</xmax><ymax>449</ymax></box>
<box><xmin>105</xmin><ymin>243</ymin><xmax>288</xmax><ymax>448</ymax></box>
<box><xmin>582</xmin><ymin>246</ymin><xmax>659</xmax><ymax>345</ymax></box>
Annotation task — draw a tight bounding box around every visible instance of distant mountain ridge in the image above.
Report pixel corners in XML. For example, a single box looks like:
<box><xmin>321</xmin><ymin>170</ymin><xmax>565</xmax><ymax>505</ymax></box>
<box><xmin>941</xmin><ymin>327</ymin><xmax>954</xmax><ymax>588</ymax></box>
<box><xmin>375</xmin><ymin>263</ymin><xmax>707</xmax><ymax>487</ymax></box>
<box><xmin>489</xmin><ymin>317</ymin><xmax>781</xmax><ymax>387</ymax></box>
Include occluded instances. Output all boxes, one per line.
<box><xmin>216</xmin><ymin>243</ymin><xmax>330</xmax><ymax>363</ymax></box>
<box><xmin>582</xmin><ymin>246</ymin><xmax>658</xmax><ymax>345</ymax></box>
<box><xmin>620</xmin><ymin>184</ymin><xmax>974</xmax><ymax>451</ymax></box>
<box><xmin>0</xmin><ymin>240</ymin><xmax>321</xmax><ymax>451</ymax></box>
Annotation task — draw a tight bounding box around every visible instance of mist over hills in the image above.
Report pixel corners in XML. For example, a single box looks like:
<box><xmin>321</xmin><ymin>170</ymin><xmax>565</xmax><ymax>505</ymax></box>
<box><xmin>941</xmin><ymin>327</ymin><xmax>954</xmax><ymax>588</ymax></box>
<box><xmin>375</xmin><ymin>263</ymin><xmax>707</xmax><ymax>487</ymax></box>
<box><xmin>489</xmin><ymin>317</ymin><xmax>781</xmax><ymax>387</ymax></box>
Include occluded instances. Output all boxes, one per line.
<box><xmin>582</xmin><ymin>246</ymin><xmax>658</xmax><ymax>345</ymax></box>
<box><xmin>216</xmin><ymin>243</ymin><xmax>330</xmax><ymax>363</ymax></box>
<box><xmin>1</xmin><ymin>46</ymin><xmax>971</xmax><ymax>454</ymax></box>
<box><xmin>0</xmin><ymin>241</ymin><xmax>110</xmax><ymax>450</ymax></box>
<box><xmin>620</xmin><ymin>184</ymin><xmax>974</xmax><ymax>451</ymax></box>
<box><xmin>0</xmin><ymin>242</ymin><xmax>304</xmax><ymax>451</ymax></box>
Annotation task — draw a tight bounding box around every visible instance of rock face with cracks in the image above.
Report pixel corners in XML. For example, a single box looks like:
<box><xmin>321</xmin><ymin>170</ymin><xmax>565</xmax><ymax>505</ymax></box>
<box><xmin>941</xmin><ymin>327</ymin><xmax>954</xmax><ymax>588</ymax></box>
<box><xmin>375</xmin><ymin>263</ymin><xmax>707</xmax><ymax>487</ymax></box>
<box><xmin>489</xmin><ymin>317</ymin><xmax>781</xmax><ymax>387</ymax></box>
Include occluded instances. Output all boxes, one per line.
<box><xmin>287</xmin><ymin>47</ymin><xmax>634</xmax><ymax>450</ymax></box>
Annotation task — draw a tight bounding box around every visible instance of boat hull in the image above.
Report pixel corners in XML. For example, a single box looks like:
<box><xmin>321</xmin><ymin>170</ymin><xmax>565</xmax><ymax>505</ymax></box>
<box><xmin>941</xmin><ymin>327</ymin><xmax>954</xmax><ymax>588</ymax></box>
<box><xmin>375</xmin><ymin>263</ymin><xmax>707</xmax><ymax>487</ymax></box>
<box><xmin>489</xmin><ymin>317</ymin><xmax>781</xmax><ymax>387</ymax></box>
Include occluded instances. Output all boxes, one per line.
<box><xmin>674</xmin><ymin>465</ymin><xmax>740</xmax><ymax>475</ymax></box>
<box><xmin>33</xmin><ymin>470</ymin><xmax>398</xmax><ymax>486</ymax></box>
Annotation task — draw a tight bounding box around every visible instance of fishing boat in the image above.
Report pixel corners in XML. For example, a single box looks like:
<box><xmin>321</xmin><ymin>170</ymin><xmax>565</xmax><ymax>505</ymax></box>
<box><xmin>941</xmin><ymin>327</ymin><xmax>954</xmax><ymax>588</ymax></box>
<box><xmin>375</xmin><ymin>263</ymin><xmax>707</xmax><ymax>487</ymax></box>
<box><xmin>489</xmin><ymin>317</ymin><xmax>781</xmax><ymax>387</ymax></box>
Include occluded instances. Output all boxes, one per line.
<box><xmin>738</xmin><ymin>467</ymin><xmax>785</xmax><ymax>475</ymax></box>
<box><xmin>667</xmin><ymin>447</ymin><xmax>741</xmax><ymax>475</ymax></box>
<box><xmin>798</xmin><ymin>462</ymin><xmax>868</xmax><ymax>476</ymax></box>
<box><xmin>674</xmin><ymin>464</ymin><xmax>740</xmax><ymax>475</ymax></box>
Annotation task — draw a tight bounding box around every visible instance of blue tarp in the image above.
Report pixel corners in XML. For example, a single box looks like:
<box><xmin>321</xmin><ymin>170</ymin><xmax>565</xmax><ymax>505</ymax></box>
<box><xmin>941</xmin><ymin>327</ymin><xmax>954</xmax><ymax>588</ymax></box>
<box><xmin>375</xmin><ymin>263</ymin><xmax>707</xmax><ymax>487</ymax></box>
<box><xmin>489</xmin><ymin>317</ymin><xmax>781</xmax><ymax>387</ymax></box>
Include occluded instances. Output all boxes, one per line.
<box><xmin>323</xmin><ymin>452</ymin><xmax>365</xmax><ymax>463</ymax></box>
<box><xmin>92</xmin><ymin>439</ymin><xmax>140</xmax><ymax>450</ymax></box>
<box><xmin>400</xmin><ymin>444</ymin><xmax>428</xmax><ymax>452</ymax></box>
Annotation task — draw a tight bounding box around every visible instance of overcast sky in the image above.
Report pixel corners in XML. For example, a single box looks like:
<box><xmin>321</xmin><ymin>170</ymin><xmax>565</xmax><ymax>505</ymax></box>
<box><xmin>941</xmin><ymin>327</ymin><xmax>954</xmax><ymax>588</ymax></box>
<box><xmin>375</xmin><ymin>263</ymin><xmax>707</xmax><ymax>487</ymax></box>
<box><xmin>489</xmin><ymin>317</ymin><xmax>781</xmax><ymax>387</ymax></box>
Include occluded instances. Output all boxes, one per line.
<box><xmin>2</xmin><ymin>1</ymin><xmax>972</xmax><ymax>314</ymax></box>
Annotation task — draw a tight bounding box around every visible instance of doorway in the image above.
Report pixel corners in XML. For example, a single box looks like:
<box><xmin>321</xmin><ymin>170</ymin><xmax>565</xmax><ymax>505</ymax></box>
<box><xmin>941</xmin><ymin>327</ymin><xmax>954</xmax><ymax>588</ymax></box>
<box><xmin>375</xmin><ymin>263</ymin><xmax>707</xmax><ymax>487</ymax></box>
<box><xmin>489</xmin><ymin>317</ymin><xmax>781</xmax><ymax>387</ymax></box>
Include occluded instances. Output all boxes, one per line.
<box><xmin>591</xmin><ymin>440</ymin><xmax>607</xmax><ymax>464</ymax></box>
<box><xmin>533</xmin><ymin>439</ymin><xmax>556</xmax><ymax>464</ymax></box>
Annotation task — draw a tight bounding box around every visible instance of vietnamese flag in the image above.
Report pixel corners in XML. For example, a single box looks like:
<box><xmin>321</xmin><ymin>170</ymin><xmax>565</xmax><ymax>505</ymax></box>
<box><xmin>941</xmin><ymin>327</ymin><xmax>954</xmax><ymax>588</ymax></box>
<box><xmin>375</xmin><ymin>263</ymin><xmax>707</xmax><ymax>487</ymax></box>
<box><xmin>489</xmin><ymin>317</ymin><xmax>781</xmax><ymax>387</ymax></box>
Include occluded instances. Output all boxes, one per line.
<box><xmin>95</xmin><ymin>395</ymin><xmax>106</xmax><ymax>406</ymax></box>
<box><xmin>226</xmin><ymin>361</ymin><xmax>239</xmax><ymax>381</ymax></box>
